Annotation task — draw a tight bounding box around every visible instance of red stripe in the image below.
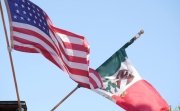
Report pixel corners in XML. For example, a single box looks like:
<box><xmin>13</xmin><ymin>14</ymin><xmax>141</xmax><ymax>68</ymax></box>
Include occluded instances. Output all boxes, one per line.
<box><xmin>64</xmin><ymin>55</ymin><xmax>88</xmax><ymax>64</ymax></box>
<box><xmin>53</xmin><ymin>37</ymin><xmax>88</xmax><ymax>64</ymax></box>
<box><xmin>48</xmin><ymin>28</ymin><xmax>89</xmax><ymax>62</ymax></box>
<box><xmin>42</xmin><ymin>48</ymin><xmax>63</xmax><ymax>71</ymax></box>
<box><xmin>13</xmin><ymin>37</ymin><xmax>89</xmax><ymax>77</ymax></box>
<box><xmin>13</xmin><ymin>37</ymin><xmax>63</xmax><ymax>69</ymax></box>
<box><xmin>13</xmin><ymin>27</ymin><xmax>89</xmax><ymax>64</ymax></box>
<box><xmin>51</xmin><ymin>26</ymin><xmax>84</xmax><ymax>39</ymax></box>
<box><xmin>89</xmin><ymin>68</ymin><xmax>103</xmax><ymax>88</ymax></box>
<box><xmin>62</xmin><ymin>42</ymin><xmax>89</xmax><ymax>52</ymax></box>
<box><xmin>90</xmin><ymin>68</ymin><xmax>103</xmax><ymax>87</ymax></box>
<box><xmin>89</xmin><ymin>76</ymin><xmax>98</xmax><ymax>89</ymax></box>
<box><xmin>50</xmin><ymin>26</ymin><xmax>89</xmax><ymax>52</ymax></box>
<box><xmin>64</xmin><ymin>65</ymin><xmax>89</xmax><ymax>77</ymax></box>
<box><xmin>13</xmin><ymin>30</ymin><xmax>92</xmax><ymax>89</ymax></box>
<box><xmin>14</xmin><ymin>45</ymin><xmax>38</xmax><ymax>53</ymax></box>
<box><xmin>12</xmin><ymin>23</ymin><xmax>91</xmax><ymax>88</ymax></box>
<box><xmin>48</xmin><ymin>30</ymin><xmax>89</xmax><ymax>64</ymax></box>
<box><xmin>14</xmin><ymin>36</ymin><xmax>97</xmax><ymax>89</ymax></box>
<box><xmin>6</xmin><ymin>0</ymin><xmax>96</xmax><ymax>89</ymax></box>
<box><xmin>13</xmin><ymin>27</ymin><xmax>59</xmax><ymax>55</ymax></box>
<box><xmin>15</xmin><ymin>43</ymin><xmax>63</xmax><ymax>70</ymax></box>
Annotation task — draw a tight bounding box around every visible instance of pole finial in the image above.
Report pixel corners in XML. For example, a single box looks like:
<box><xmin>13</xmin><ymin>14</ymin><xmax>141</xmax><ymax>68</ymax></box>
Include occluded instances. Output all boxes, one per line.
<box><xmin>139</xmin><ymin>29</ymin><xmax>144</xmax><ymax>35</ymax></box>
<box><xmin>135</xmin><ymin>29</ymin><xmax>144</xmax><ymax>40</ymax></box>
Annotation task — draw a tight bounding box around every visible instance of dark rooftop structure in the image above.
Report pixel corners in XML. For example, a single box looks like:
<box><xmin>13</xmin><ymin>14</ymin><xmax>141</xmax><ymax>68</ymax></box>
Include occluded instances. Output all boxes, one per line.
<box><xmin>0</xmin><ymin>101</ymin><xmax>27</xmax><ymax>111</ymax></box>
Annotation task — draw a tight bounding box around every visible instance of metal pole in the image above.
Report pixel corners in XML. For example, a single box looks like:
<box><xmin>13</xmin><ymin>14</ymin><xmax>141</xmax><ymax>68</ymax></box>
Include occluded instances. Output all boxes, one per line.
<box><xmin>121</xmin><ymin>29</ymin><xmax>144</xmax><ymax>49</ymax></box>
<box><xmin>50</xmin><ymin>85</ymin><xmax>80</xmax><ymax>111</ymax></box>
<box><xmin>0</xmin><ymin>1</ymin><xmax>22</xmax><ymax>111</ymax></box>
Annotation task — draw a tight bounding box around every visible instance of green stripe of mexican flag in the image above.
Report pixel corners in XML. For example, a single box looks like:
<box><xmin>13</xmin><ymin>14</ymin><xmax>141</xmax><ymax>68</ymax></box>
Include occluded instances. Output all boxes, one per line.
<box><xmin>95</xmin><ymin>48</ymin><xmax>169</xmax><ymax>111</ymax></box>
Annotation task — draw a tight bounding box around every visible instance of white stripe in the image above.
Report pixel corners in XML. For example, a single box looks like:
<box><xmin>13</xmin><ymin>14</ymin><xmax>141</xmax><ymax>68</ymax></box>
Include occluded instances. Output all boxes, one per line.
<box><xmin>45</xmin><ymin>31</ymin><xmax>89</xmax><ymax>71</ymax></box>
<box><xmin>49</xmin><ymin>32</ymin><xmax>89</xmax><ymax>71</ymax></box>
<box><xmin>14</xmin><ymin>41</ymin><xmax>90</xmax><ymax>86</ymax></box>
<box><xmin>49</xmin><ymin>28</ymin><xmax>88</xmax><ymax>59</ymax></box>
<box><xmin>13</xmin><ymin>40</ymin><xmax>66</xmax><ymax>71</ymax></box>
<box><xmin>69</xmin><ymin>74</ymin><xmax>89</xmax><ymax>84</ymax></box>
<box><xmin>66</xmin><ymin>49</ymin><xmax>87</xmax><ymax>58</ymax></box>
<box><xmin>90</xmin><ymin>83</ymin><xmax>94</xmax><ymax>89</ymax></box>
<box><xmin>13</xmin><ymin>32</ymin><xmax>88</xmax><ymax>71</ymax></box>
<box><xmin>61</xmin><ymin>53</ymin><xmax>88</xmax><ymax>70</ymax></box>
<box><xmin>13</xmin><ymin>22</ymin><xmax>87</xmax><ymax>58</ymax></box>
<box><xmin>87</xmin><ymin>54</ymin><xmax>90</xmax><ymax>61</ymax></box>
<box><xmin>51</xmin><ymin>29</ymin><xmax>88</xmax><ymax>58</ymax></box>
<box><xmin>13</xmin><ymin>41</ymin><xmax>41</xmax><ymax>52</ymax></box>
<box><xmin>12</xmin><ymin>22</ymin><xmax>90</xmax><ymax>85</ymax></box>
<box><xmin>12</xmin><ymin>22</ymin><xmax>59</xmax><ymax>53</ymax></box>
<box><xmin>55</xmin><ymin>33</ymin><xmax>88</xmax><ymax>58</ymax></box>
<box><xmin>56</xmin><ymin>33</ymin><xmax>84</xmax><ymax>45</ymax></box>
<box><xmin>49</xmin><ymin>31</ymin><xmax>60</xmax><ymax>51</ymax></box>
<box><xmin>89</xmin><ymin>72</ymin><xmax>102</xmax><ymax>88</ymax></box>
<box><xmin>13</xmin><ymin>31</ymin><xmax>57</xmax><ymax>54</ymax></box>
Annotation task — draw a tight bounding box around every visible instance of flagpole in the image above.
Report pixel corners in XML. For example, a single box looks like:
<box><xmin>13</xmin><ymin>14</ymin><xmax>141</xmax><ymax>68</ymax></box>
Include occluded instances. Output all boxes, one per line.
<box><xmin>50</xmin><ymin>85</ymin><xmax>80</xmax><ymax>111</ymax></box>
<box><xmin>0</xmin><ymin>1</ymin><xmax>22</xmax><ymax>111</ymax></box>
<box><xmin>121</xmin><ymin>29</ymin><xmax>144</xmax><ymax>49</ymax></box>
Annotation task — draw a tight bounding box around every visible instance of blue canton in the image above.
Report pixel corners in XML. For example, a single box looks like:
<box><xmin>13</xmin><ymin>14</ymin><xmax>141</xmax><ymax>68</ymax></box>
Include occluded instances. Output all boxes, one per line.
<box><xmin>7</xmin><ymin>0</ymin><xmax>49</xmax><ymax>36</ymax></box>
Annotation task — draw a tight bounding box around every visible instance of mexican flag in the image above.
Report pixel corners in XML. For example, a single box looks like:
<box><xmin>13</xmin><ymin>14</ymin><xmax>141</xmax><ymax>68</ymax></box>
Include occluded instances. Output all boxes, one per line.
<box><xmin>95</xmin><ymin>48</ymin><xmax>169</xmax><ymax>111</ymax></box>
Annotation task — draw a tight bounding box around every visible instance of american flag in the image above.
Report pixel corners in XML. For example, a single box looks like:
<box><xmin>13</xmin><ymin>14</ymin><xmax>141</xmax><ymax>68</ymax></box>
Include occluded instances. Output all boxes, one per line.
<box><xmin>5</xmin><ymin>0</ymin><xmax>103</xmax><ymax>89</ymax></box>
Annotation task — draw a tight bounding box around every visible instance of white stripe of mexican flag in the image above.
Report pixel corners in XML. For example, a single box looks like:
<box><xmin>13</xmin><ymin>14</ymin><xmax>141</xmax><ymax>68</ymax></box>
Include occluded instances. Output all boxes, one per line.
<box><xmin>95</xmin><ymin>48</ymin><xmax>169</xmax><ymax>111</ymax></box>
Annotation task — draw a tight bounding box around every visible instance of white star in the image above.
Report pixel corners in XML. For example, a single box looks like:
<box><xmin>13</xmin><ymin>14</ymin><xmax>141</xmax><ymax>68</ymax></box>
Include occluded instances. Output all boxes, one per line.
<box><xmin>40</xmin><ymin>19</ymin><xmax>42</xmax><ymax>23</ymax></box>
<box><xmin>32</xmin><ymin>5</ymin><xmax>35</xmax><ymax>9</ymax></box>
<box><xmin>33</xmin><ymin>10</ymin><xmax>36</xmax><ymax>13</ymax></box>
<box><xmin>23</xmin><ymin>11</ymin><xmax>26</xmax><ymax>14</ymax></box>
<box><xmin>37</xmin><ymin>13</ymin><xmax>40</xmax><ymax>17</ymax></box>
<box><xmin>35</xmin><ymin>16</ymin><xmax>37</xmax><ymax>19</ymax></box>
<box><xmin>22</xmin><ymin>0</ymin><xmax>25</xmax><ymax>2</ymax></box>
<box><xmin>38</xmin><ymin>23</ymin><xmax>41</xmax><ymax>27</ymax></box>
<box><xmin>43</xmin><ymin>27</ymin><xmax>45</xmax><ymax>30</ymax></box>
<box><xmin>27</xmin><ymin>18</ymin><xmax>31</xmax><ymax>21</ymax></box>
<box><xmin>16</xmin><ymin>10</ymin><xmax>20</xmax><ymax>14</ymax></box>
<box><xmin>13</xmin><ymin>15</ymin><xmax>17</xmax><ymax>19</ymax></box>
<box><xmin>37</xmin><ymin>8</ymin><xmax>40</xmax><ymax>12</ymax></box>
<box><xmin>14</xmin><ymin>3</ymin><xmax>18</xmax><ymax>7</ymax></box>
<box><xmin>20</xmin><ymin>17</ymin><xmax>24</xmax><ymax>20</ymax></box>
<box><xmin>42</xmin><ymin>16</ymin><xmax>44</xmax><ymax>20</ymax></box>
<box><xmin>33</xmin><ymin>20</ymin><xmax>36</xmax><ymax>24</ymax></box>
<box><xmin>28</xmin><ymin>7</ymin><xmax>31</xmax><ymax>10</ymax></box>
<box><xmin>44</xmin><ymin>22</ymin><xmax>46</xmax><ymax>26</ymax></box>
<box><xmin>21</xmin><ymin>4</ymin><xmax>25</xmax><ymax>8</ymax></box>
<box><xmin>29</xmin><ymin>13</ymin><xmax>32</xmax><ymax>16</ymax></box>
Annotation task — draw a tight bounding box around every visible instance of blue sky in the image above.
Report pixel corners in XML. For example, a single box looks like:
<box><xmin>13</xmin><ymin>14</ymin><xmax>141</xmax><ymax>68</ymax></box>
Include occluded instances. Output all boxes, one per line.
<box><xmin>0</xmin><ymin>0</ymin><xmax>180</xmax><ymax>111</ymax></box>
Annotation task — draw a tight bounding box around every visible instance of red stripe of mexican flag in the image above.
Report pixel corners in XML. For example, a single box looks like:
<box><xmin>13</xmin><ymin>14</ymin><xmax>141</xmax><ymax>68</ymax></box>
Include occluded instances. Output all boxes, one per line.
<box><xmin>95</xmin><ymin>48</ymin><xmax>169</xmax><ymax>111</ymax></box>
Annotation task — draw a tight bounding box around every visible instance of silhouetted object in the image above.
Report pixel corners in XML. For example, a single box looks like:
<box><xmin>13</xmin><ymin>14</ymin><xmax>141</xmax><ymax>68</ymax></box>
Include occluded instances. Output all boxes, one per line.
<box><xmin>0</xmin><ymin>101</ymin><xmax>27</xmax><ymax>111</ymax></box>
